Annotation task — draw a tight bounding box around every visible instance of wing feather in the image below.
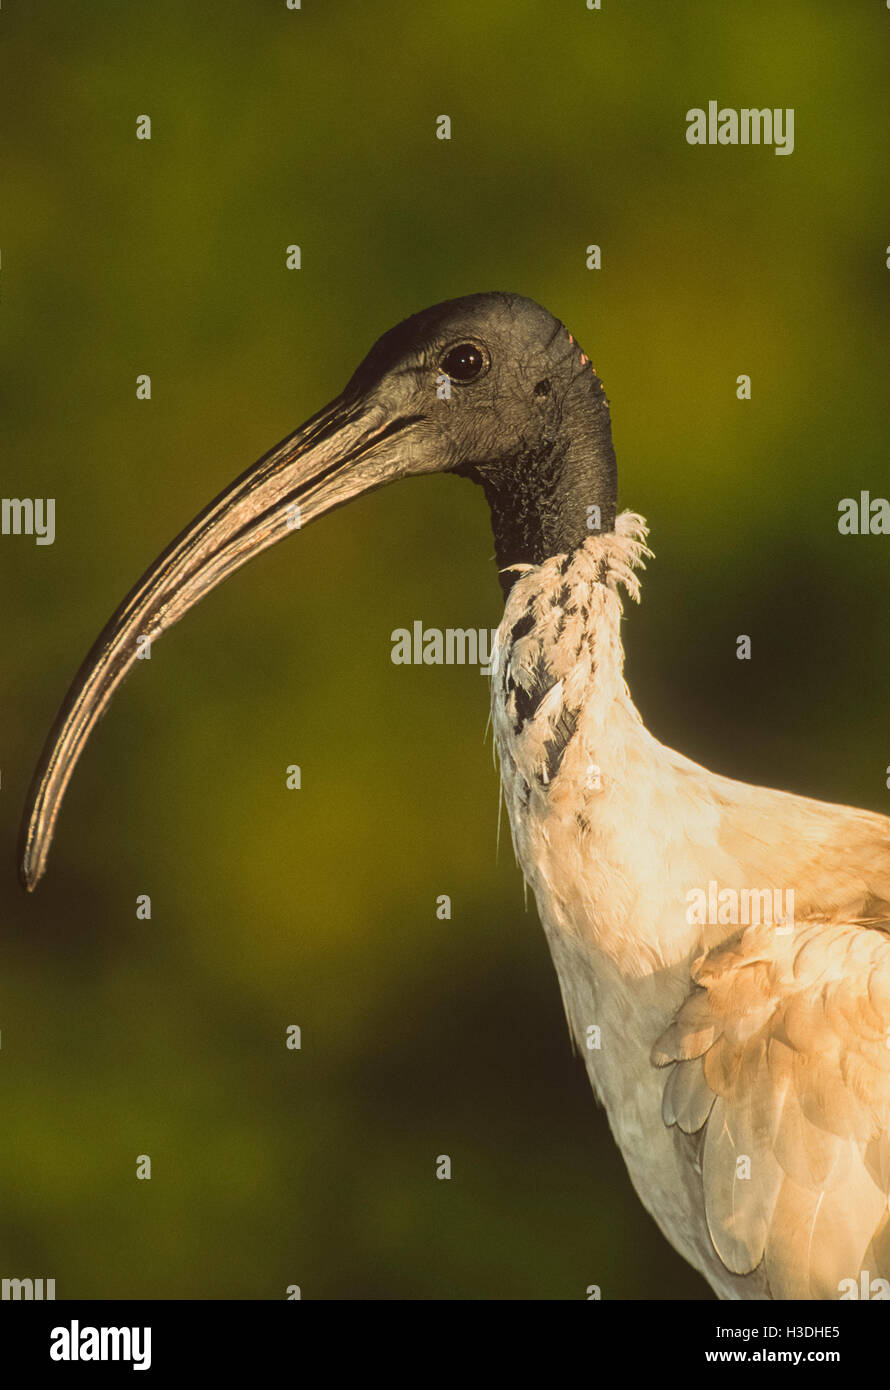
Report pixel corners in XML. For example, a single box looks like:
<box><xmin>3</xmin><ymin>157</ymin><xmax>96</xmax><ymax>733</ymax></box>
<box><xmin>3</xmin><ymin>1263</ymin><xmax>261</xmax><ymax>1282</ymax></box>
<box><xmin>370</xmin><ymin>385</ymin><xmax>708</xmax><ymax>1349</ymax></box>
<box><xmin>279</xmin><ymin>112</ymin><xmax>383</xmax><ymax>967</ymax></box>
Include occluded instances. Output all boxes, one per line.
<box><xmin>654</xmin><ymin>919</ymin><xmax>890</xmax><ymax>1298</ymax></box>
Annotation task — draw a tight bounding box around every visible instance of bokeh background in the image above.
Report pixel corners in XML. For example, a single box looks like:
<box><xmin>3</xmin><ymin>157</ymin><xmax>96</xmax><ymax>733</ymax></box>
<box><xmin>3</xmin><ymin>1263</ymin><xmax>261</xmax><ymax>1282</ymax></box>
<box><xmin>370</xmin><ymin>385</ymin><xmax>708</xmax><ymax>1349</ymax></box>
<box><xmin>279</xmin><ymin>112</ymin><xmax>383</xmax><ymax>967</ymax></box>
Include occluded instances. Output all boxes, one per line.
<box><xmin>1</xmin><ymin>0</ymin><xmax>889</xmax><ymax>1299</ymax></box>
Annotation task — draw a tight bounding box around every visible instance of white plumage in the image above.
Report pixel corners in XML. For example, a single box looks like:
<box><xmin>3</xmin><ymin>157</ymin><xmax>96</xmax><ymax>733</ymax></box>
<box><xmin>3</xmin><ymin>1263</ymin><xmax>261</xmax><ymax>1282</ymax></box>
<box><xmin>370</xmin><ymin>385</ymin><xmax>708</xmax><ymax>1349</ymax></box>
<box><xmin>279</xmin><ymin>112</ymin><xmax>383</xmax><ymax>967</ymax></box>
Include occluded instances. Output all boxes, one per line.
<box><xmin>491</xmin><ymin>512</ymin><xmax>890</xmax><ymax>1299</ymax></box>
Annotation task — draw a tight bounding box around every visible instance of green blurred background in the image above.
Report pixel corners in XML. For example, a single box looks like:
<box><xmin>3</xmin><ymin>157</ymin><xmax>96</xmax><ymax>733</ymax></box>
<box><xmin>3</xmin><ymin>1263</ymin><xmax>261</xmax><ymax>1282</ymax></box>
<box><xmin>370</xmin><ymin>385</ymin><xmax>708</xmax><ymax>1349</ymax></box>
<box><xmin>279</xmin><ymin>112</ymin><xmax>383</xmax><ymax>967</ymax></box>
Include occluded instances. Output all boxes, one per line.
<box><xmin>1</xmin><ymin>0</ymin><xmax>889</xmax><ymax>1299</ymax></box>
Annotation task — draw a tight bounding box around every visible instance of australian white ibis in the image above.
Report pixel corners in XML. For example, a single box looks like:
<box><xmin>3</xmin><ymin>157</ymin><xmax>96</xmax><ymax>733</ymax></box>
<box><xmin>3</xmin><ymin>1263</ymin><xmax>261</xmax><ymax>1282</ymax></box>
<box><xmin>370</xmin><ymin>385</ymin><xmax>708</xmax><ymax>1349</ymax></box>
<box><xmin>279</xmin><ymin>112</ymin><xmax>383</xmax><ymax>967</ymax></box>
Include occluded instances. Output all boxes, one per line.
<box><xmin>20</xmin><ymin>292</ymin><xmax>890</xmax><ymax>1300</ymax></box>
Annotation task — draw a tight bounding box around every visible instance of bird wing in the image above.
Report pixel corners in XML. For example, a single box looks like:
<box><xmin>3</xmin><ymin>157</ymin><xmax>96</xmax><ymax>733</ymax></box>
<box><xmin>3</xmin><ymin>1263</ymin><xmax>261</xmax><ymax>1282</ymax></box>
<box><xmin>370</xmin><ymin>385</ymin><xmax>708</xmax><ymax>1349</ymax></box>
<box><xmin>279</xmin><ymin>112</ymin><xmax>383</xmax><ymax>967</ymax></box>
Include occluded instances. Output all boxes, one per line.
<box><xmin>653</xmin><ymin>916</ymin><xmax>890</xmax><ymax>1299</ymax></box>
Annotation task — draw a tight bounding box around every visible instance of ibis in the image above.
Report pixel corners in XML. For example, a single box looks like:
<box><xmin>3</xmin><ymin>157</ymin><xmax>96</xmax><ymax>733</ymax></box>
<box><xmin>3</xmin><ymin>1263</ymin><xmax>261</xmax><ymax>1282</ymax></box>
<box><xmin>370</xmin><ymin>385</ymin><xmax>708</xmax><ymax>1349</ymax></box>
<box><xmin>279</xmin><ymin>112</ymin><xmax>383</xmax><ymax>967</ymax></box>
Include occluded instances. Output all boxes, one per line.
<box><xmin>19</xmin><ymin>293</ymin><xmax>890</xmax><ymax>1300</ymax></box>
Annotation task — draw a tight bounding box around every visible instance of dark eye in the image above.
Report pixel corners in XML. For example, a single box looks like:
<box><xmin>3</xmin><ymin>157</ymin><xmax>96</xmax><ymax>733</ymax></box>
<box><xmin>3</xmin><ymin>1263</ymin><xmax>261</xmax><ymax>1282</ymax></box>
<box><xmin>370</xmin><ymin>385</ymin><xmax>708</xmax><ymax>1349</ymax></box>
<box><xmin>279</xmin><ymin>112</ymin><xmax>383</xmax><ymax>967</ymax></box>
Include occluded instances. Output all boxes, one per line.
<box><xmin>441</xmin><ymin>343</ymin><xmax>487</xmax><ymax>383</ymax></box>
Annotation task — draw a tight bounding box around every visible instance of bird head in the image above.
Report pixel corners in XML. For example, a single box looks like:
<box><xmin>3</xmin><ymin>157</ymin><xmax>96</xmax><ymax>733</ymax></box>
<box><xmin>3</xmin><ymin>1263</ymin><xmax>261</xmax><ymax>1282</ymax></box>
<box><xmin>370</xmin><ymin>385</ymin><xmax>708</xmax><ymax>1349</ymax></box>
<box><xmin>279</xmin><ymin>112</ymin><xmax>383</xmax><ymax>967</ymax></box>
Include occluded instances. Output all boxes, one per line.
<box><xmin>342</xmin><ymin>292</ymin><xmax>618</xmax><ymax>573</ymax></box>
<box><xmin>19</xmin><ymin>291</ymin><xmax>618</xmax><ymax>889</ymax></box>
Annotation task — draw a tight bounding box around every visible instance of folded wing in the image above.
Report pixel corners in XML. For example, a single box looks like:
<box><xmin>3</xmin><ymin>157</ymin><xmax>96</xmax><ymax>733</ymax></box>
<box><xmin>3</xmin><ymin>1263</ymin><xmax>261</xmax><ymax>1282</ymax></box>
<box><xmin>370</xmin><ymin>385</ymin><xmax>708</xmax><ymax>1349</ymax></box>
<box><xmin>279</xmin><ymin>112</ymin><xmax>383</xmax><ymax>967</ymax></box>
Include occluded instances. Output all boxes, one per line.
<box><xmin>654</xmin><ymin>918</ymin><xmax>890</xmax><ymax>1299</ymax></box>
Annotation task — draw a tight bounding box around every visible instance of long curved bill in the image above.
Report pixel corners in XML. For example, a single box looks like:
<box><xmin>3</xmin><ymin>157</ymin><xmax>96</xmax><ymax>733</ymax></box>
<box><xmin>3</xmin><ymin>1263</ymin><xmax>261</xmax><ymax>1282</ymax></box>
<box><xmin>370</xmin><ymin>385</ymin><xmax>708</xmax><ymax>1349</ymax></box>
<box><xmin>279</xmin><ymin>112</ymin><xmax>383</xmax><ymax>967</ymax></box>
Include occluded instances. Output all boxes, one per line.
<box><xmin>19</xmin><ymin>390</ymin><xmax>423</xmax><ymax>891</ymax></box>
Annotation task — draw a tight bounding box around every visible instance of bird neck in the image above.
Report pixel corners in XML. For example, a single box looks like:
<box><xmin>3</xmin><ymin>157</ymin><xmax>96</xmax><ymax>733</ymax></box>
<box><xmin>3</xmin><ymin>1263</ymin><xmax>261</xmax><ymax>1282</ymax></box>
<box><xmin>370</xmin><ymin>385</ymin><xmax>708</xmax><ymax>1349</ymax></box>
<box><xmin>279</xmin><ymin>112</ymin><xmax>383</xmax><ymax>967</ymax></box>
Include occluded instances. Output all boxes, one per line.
<box><xmin>478</xmin><ymin>375</ymin><xmax>618</xmax><ymax>597</ymax></box>
<box><xmin>491</xmin><ymin>512</ymin><xmax>651</xmax><ymax>809</ymax></box>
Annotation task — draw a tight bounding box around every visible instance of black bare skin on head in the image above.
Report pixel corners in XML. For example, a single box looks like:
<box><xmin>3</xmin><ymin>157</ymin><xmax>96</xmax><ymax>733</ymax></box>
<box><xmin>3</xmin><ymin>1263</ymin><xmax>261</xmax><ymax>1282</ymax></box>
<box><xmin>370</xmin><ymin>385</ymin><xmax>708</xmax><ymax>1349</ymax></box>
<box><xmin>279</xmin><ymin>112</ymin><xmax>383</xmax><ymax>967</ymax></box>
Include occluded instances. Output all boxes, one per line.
<box><xmin>347</xmin><ymin>292</ymin><xmax>618</xmax><ymax>598</ymax></box>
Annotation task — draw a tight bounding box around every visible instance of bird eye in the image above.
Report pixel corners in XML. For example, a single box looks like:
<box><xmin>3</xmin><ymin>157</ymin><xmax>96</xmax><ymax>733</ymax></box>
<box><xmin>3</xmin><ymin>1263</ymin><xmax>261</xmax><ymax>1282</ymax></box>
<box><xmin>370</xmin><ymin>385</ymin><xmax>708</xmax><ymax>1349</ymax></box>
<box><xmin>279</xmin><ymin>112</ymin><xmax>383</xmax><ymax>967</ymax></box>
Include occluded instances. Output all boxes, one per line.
<box><xmin>441</xmin><ymin>342</ymin><xmax>487</xmax><ymax>383</ymax></box>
